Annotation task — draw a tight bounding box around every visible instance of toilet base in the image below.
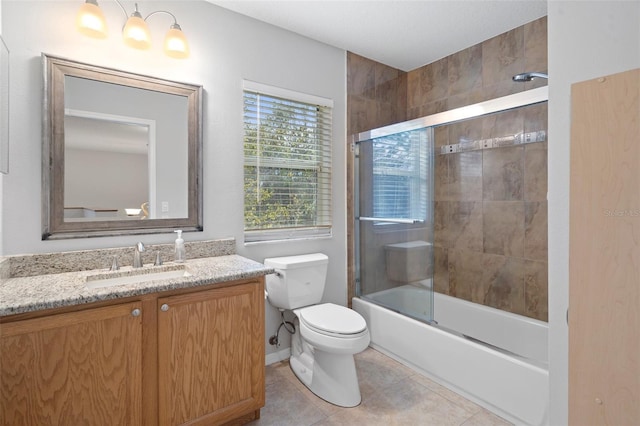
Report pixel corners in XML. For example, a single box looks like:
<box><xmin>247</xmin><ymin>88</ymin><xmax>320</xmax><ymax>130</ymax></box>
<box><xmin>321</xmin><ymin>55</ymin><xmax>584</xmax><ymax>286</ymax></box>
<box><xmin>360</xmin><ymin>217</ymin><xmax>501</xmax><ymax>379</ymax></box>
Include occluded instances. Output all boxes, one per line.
<box><xmin>287</xmin><ymin>304</ymin><xmax>370</xmax><ymax>408</ymax></box>
<box><xmin>290</xmin><ymin>349</ymin><xmax>362</xmax><ymax>407</ymax></box>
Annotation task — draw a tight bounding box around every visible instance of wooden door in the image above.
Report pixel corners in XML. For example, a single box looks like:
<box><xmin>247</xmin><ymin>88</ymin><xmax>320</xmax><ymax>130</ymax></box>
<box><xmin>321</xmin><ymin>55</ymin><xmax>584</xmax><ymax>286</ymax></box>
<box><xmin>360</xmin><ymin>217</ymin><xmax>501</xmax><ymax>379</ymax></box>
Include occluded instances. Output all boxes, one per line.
<box><xmin>0</xmin><ymin>302</ymin><xmax>143</xmax><ymax>425</ymax></box>
<box><xmin>157</xmin><ymin>280</ymin><xmax>265</xmax><ymax>426</ymax></box>
<box><xmin>569</xmin><ymin>68</ymin><xmax>640</xmax><ymax>425</ymax></box>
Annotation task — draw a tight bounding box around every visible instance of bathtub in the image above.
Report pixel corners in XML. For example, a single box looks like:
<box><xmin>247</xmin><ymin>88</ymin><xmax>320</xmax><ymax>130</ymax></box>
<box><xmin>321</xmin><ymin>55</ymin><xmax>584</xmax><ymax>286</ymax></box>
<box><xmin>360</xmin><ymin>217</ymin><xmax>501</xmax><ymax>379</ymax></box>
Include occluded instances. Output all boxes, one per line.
<box><xmin>353</xmin><ymin>286</ymin><xmax>549</xmax><ymax>426</ymax></box>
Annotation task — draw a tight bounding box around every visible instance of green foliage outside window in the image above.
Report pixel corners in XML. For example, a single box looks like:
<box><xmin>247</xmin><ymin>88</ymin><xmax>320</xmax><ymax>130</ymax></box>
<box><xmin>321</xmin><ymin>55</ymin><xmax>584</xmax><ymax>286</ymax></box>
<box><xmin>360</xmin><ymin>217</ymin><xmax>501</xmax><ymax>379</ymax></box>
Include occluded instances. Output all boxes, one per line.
<box><xmin>243</xmin><ymin>93</ymin><xmax>327</xmax><ymax>232</ymax></box>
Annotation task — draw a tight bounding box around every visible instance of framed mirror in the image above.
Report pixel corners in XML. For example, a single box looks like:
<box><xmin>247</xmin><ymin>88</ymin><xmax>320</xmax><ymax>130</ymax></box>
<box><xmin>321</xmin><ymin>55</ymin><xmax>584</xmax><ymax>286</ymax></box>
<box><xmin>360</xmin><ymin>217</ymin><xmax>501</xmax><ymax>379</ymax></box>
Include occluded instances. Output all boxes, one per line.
<box><xmin>42</xmin><ymin>54</ymin><xmax>202</xmax><ymax>239</ymax></box>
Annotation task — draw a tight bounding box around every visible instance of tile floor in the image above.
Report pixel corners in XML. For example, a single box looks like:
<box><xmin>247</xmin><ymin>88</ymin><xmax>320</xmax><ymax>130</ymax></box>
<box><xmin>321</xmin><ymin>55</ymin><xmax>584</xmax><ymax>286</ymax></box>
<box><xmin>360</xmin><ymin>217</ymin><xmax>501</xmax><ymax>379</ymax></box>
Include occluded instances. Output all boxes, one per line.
<box><xmin>249</xmin><ymin>348</ymin><xmax>513</xmax><ymax>426</ymax></box>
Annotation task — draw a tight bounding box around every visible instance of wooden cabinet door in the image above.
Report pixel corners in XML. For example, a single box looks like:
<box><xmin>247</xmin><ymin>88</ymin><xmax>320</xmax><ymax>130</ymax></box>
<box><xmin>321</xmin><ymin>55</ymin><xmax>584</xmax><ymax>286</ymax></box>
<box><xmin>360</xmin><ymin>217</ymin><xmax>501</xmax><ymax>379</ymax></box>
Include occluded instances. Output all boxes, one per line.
<box><xmin>0</xmin><ymin>302</ymin><xmax>143</xmax><ymax>425</ymax></box>
<box><xmin>158</xmin><ymin>281</ymin><xmax>265</xmax><ymax>426</ymax></box>
<box><xmin>569</xmin><ymin>68</ymin><xmax>640</xmax><ymax>425</ymax></box>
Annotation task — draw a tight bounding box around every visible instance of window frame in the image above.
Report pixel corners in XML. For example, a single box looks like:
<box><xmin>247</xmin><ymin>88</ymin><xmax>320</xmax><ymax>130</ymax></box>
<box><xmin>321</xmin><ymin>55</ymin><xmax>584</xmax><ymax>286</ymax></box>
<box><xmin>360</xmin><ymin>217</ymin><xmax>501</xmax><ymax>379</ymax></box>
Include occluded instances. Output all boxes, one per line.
<box><xmin>242</xmin><ymin>80</ymin><xmax>333</xmax><ymax>243</ymax></box>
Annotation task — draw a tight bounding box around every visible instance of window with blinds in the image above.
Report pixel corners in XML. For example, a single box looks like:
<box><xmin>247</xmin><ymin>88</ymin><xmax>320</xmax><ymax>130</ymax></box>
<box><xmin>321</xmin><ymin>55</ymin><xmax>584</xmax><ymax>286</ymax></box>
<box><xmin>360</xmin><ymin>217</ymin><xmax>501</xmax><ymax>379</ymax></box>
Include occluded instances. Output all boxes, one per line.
<box><xmin>243</xmin><ymin>81</ymin><xmax>333</xmax><ymax>242</ymax></box>
<box><xmin>372</xmin><ymin>130</ymin><xmax>429</xmax><ymax>223</ymax></box>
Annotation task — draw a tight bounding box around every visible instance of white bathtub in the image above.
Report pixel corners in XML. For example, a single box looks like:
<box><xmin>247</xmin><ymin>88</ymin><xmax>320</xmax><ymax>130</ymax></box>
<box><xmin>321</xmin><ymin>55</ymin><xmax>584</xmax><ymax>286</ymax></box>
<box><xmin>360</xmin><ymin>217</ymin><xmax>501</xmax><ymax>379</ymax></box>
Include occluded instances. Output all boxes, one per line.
<box><xmin>353</xmin><ymin>286</ymin><xmax>549</xmax><ymax>426</ymax></box>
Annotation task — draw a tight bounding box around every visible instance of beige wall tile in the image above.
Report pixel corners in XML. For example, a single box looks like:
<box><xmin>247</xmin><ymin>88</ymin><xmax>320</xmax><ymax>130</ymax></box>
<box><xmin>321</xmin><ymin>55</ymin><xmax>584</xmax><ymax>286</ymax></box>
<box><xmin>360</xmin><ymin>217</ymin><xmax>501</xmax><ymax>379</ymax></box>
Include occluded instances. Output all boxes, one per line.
<box><xmin>433</xmin><ymin>246</ymin><xmax>450</xmax><ymax>294</ymax></box>
<box><xmin>448</xmin><ymin>45</ymin><xmax>483</xmax><ymax>96</ymax></box>
<box><xmin>407</xmin><ymin>99</ymin><xmax>449</xmax><ymax>120</ymax></box>
<box><xmin>524</xmin><ymin>258</ymin><xmax>548</xmax><ymax>321</ymax></box>
<box><xmin>434</xmin><ymin>125</ymin><xmax>449</xmax><ymax>149</ymax></box>
<box><xmin>525</xmin><ymin>201</ymin><xmax>548</xmax><ymax>261</ymax></box>
<box><xmin>347</xmin><ymin>52</ymin><xmax>407</xmax><ymax>134</ymax></box>
<box><xmin>407</xmin><ymin>69</ymin><xmax>427</xmax><ymax>110</ymax></box>
<box><xmin>524</xmin><ymin>16</ymin><xmax>548</xmax><ymax>91</ymax></box>
<box><xmin>347</xmin><ymin>53</ymin><xmax>376</xmax><ymax>98</ymax></box>
<box><xmin>482</xmin><ymin>26</ymin><xmax>524</xmax><ymax>88</ymax></box>
<box><xmin>483</xmin><ymin>201</ymin><xmax>525</xmax><ymax>257</ymax></box>
<box><xmin>408</xmin><ymin>57</ymin><xmax>449</xmax><ymax>109</ymax></box>
<box><xmin>524</xmin><ymin>144</ymin><xmax>547</xmax><ymax>201</ymax></box>
<box><xmin>523</xmin><ymin>100</ymin><xmax>548</xmax><ymax>134</ymax></box>
<box><xmin>481</xmin><ymin>253</ymin><xmax>525</xmax><ymax>314</ymax></box>
<box><xmin>482</xmin><ymin>108</ymin><xmax>524</xmax><ymax>139</ymax></box>
<box><xmin>434</xmin><ymin>200</ymin><xmax>449</xmax><ymax>248</ymax></box>
<box><xmin>434</xmin><ymin>154</ymin><xmax>449</xmax><ymax>201</ymax></box>
<box><xmin>482</xmin><ymin>146</ymin><xmax>524</xmax><ymax>201</ymax></box>
<box><xmin>347</xmin><ymin>94</ymin><xmax>372</xmax><ymax>135</ymax></box>
<box><xmin>447</xmin><ymin>87</ymin><xmax>485</xmax><ymax>110</ymax></box>
<box><xmin>448</xmin><ymin>116</ymin><xmax>483</xmax><ymax>145</ymax></box>
<box><xmin>448</xmin><ymin>248</ymin><xmax>484</xmax><ymax>302</ymax></box>
<box><xmin>481</xmin><ymin>80</ymin><xmax>524</xmax><ymax>102</ymax></box>
<box><xmin>449</xmin><ymin>201</ymin><xmax>483</xmax><ymax>252</ymax></box>
<box><xmin>447</xmin><ymin>151</ymin><xmax>483</xmax><ymax>201</ymax></box>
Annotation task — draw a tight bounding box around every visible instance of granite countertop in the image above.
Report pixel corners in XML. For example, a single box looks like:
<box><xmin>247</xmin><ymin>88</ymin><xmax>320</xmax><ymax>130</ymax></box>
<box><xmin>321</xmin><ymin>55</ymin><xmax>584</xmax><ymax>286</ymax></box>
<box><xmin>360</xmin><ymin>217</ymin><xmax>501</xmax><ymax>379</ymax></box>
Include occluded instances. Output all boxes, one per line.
<box><xmin>0</xmin><ymin>255</ymin><xmax>274</xmax><ymax>317</ymax></box>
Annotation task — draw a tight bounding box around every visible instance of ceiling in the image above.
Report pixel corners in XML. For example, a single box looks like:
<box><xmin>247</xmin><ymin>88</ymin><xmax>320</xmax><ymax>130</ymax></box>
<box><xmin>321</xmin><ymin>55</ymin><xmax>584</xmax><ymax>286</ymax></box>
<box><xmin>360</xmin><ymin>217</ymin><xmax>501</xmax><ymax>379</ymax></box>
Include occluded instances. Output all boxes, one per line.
<box><xmin>208</xmin><ymin>0</ymin><xmax>547</xmax><ymax>71</ymax></box>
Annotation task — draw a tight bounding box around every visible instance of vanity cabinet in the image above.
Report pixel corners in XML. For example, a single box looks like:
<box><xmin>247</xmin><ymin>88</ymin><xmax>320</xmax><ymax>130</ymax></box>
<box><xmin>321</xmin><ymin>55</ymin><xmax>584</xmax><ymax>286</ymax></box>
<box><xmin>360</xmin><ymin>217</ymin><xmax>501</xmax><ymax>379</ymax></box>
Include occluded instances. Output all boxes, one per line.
<box><xmin>0</xmin><ymin>301</ymin><xmax>143</xmax><ymax>425</ymax></box>
<box><xmin>158</xmin><ymin>282</ymin><xmax>265</xmax><ymax>425</ymax></box>
<box><xmin>0</xmin><ymin>278</ymin><xmax>265</xmax><ymax>426</ymax></box>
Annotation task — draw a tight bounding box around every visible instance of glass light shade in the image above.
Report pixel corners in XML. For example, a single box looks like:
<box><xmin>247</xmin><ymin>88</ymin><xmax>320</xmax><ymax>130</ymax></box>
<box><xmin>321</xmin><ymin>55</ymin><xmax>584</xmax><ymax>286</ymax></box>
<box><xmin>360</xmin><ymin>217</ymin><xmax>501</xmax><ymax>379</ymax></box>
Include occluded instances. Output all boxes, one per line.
<box><xmin>76</xmin><ymin>1</ymin><xmax>107</xmax><ymax>39</ymax></box>
<box><xmin>164</xmin><ymin>26</ymin><xmax>190</xmax><ymax>59</ymax></box>
<box><xmin>123</xmin><ymin>15</ymin><xmax>151</xmax><ymax>50</ymax></box>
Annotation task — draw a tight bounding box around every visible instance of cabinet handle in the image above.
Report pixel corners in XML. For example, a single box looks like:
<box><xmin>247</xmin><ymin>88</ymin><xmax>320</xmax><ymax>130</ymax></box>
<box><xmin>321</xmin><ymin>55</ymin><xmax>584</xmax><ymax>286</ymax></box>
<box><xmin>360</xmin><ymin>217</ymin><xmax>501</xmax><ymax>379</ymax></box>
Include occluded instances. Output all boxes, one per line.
<box><xmin>131</xmin><ymin>308</ymin><xmax>141</xmax><ymax>317</ymax></box>
<box><xmin>160</xmin><ymin>304</ymin><xmax>169</xmax><ymax>312</ymax></box>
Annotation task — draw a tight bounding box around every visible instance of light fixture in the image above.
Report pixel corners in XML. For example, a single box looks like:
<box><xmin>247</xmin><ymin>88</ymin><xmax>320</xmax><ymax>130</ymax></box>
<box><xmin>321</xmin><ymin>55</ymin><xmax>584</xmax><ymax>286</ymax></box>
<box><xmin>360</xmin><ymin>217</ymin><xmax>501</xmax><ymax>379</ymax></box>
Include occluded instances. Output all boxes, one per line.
<box><xmin>164</xmin><ymin>23</ymin><xmax>190</xmax><ymax>59</ymax></box>
<box><xmin>122</xmin><ymin>4</ymin><xmax>151</xmax><ymax>50</ymax></box>
<box><xmin>76</xmin><ymin>0</ymin><xmax>108</xmax><ymax>38</ymax></box>
<box><xmin>76</xmin><ymin>0</ymin><xmax>190</xmax><ymax>59</ymax></box>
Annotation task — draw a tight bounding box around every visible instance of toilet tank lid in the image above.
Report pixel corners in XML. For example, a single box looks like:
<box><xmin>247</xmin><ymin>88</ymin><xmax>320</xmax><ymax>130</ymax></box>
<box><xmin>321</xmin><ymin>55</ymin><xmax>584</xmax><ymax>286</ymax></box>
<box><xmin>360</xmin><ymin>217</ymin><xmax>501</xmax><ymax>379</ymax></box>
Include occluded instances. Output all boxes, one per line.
<box><xmin>385</xmin><ymin>240</ymin><xmax>432</xmax><ymax>250</ymax></box>
<box><xmin>264</xmin><ymin>253</ymin><xmax>328</xmax><ymax>269</ymax></box>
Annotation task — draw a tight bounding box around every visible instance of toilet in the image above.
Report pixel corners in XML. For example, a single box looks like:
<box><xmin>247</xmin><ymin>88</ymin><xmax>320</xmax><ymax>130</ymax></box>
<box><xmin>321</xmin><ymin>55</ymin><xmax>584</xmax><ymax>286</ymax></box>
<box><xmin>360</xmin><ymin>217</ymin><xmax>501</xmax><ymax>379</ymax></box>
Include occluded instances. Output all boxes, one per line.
<box><xmin>264</xmin><ymin>253</ymin><xmax>370</xmax><ymax>407</ymax></box>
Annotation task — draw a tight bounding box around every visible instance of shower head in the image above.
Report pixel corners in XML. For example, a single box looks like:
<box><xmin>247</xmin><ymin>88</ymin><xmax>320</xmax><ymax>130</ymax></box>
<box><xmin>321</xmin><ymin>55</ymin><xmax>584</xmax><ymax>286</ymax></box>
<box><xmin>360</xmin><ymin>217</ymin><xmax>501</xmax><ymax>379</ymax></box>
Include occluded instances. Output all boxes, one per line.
<box><xmin>512</xmin><ymin>72</ymin><xmax>549</xmax><ymax>82</ymax></box>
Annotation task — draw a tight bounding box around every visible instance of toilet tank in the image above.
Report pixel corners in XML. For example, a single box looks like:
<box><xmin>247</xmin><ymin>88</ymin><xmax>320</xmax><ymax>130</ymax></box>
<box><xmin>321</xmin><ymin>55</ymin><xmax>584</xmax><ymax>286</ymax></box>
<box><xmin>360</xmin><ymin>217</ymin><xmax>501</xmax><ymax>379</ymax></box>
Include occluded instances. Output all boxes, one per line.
<box><xmin>384</xmin><ymin>240</ymin><xmax>433</xmax><ymax>283</ymax></box>
<box><xmin>264</xmin><ymin>253</ymin><xmax>329</xmax><ymax>310</ymax></box>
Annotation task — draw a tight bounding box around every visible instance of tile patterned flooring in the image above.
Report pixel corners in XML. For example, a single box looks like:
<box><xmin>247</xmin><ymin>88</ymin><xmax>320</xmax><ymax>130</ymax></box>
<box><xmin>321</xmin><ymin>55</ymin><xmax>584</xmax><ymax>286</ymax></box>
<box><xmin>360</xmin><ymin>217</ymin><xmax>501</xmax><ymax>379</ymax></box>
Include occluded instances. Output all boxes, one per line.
<box><xmin>249</xmin><ymin>348</ymin><xmax>513</xmax><ymax>426</ymax></box>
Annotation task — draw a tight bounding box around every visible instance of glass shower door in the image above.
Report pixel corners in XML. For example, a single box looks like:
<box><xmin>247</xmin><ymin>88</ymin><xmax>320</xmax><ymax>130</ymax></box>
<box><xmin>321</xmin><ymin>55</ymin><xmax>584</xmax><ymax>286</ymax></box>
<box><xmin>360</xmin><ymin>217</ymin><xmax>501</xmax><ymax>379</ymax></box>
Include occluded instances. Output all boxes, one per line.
<box><xmin>355</xmin><ymin>127</ymin><xmax>435</xmax><ymax>324</ymax></box>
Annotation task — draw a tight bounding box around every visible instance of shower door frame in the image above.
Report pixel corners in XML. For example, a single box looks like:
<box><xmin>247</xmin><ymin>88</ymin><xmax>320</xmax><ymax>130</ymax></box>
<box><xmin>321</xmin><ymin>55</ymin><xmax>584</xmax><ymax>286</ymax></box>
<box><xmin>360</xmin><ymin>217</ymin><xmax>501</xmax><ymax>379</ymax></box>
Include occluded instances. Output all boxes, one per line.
<box><xmin>349</xmin><ymin>86</ymin><xmax>549</xmax><ymax>306</ymax></box>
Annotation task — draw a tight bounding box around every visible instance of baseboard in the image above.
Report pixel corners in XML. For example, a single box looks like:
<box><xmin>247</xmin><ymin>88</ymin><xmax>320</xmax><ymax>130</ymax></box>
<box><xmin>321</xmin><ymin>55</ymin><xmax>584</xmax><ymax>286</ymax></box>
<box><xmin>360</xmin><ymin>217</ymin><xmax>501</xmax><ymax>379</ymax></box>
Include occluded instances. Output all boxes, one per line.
<box><xmin>265</xmin><ymin>347</ymin><xmax>290</xmax><ymax>365</ymax></box>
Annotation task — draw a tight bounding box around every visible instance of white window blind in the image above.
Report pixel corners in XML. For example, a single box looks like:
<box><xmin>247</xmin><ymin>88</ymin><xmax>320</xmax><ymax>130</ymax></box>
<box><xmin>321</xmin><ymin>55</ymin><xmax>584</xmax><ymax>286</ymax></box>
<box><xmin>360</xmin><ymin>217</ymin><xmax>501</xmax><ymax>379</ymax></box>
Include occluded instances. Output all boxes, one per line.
<box><xmin>243</xmin><ymin>83</ymin><xmax>333</xmax><ymax>242</ymax></box>
<box><xmin>372</xmin><ymin>130</ymin><xmax>429</xmax><ymax>222</ymax></box>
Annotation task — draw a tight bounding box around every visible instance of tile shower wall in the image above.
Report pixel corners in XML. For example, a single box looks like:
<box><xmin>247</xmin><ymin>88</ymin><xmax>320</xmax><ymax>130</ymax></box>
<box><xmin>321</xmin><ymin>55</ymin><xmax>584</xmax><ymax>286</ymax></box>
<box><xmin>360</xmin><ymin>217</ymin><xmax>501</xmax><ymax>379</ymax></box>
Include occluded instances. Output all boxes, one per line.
<box><xmin>346</xmin><ymin>54</ymin><xmax>408</xmax><ymax>303</ymax></box>
<box><xmin>347</xmin><ymin>16</ymin><xmax>548</xmax><ymax>321</ymax></box>
<box><xmin>347</xmin><ymin>53</ymin><xmax>407</xmax><ymax>135</ymax></box>
<box><xmin>434</xmin><ymin>103</ymin><xmax>548</xmax><ymax>321</ymax></box>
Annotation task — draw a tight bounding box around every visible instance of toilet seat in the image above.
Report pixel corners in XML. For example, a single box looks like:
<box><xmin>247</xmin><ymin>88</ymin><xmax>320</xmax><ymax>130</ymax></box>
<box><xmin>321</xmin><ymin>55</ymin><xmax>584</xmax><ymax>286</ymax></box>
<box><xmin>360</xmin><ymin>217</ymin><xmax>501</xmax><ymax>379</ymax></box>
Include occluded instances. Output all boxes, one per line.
<box><xmin>297</xmin><ymin>303</ymin><xmax>367</xmax><ymax>338</ymax></box>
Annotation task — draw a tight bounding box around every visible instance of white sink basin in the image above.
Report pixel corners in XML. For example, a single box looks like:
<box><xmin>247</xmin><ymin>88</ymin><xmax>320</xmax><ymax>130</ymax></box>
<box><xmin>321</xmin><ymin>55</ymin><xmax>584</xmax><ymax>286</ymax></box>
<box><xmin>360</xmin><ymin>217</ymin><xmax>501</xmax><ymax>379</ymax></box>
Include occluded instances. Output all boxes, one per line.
<box><xmin>86</xmin><ymin>266</ymin><xmax>191</xmax><ymax>289</ymax></box>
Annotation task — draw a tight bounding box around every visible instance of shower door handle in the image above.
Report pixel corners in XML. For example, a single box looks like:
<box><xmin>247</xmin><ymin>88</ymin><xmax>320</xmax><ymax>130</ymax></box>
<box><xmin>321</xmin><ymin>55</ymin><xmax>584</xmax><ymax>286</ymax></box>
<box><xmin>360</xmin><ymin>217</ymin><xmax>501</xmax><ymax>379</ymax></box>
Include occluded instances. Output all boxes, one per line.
<box><xmin>357</xmin><ymin>216</ymin><xmax>425</xmax><ymax>224</ymax></box>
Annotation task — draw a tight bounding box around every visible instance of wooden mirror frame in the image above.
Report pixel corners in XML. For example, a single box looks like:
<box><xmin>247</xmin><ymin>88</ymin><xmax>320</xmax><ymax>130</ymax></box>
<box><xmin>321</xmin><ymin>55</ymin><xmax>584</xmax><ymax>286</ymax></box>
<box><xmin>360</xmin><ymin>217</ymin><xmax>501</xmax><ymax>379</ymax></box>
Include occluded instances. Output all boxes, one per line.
<box><xmin>42</xmin><ymin>54</ymin><xmax>203</xmax><ymax>240</ymax></box>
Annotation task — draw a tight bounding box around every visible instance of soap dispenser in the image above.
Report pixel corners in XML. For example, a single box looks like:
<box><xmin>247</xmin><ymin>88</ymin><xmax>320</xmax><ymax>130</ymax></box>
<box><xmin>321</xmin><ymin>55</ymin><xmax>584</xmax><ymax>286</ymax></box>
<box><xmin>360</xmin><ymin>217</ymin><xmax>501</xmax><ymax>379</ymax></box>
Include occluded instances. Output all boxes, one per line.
<box><xmin>174</xmin><ymin>230</ymin><xmax>186</xmax><ymax>263</ymax></box>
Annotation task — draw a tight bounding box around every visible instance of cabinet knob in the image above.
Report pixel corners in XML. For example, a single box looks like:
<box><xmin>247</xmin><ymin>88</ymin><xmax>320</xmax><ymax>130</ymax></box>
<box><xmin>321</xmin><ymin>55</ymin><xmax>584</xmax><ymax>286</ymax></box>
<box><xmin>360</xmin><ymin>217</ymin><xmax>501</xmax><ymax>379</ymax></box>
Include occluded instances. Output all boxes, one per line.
<box><xmin>131</xmin><ymin>308</ymin><xmax>141</xmax><ymax>317</ymax></box>
<box><xmin>160</xmin><ymin>304</ymin><xmax>169</xmax><ymax>312</ymax></box>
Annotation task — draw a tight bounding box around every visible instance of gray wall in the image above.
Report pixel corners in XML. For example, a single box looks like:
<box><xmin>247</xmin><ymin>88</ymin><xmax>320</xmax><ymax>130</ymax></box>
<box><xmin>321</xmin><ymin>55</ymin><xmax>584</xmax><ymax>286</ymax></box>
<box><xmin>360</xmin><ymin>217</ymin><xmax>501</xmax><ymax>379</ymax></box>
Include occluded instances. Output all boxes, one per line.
<box><xmin>1</xmin><ymin>0</ymin><xmax>347</xmax><ymax>361</ymax></box>
<box><xmin>65</xmin><ymin>76</ymin><xmax>189</xmax><ymax>217</ymax></box>
<box><xmin>65</xmin><ymin>148</ymin><xmax>148</xmax><ymax>211</ymax></box>
<box><xmin>547</xmin><ymin>1</ymin><xmax>640</xmax><ymax>424</ymax></box>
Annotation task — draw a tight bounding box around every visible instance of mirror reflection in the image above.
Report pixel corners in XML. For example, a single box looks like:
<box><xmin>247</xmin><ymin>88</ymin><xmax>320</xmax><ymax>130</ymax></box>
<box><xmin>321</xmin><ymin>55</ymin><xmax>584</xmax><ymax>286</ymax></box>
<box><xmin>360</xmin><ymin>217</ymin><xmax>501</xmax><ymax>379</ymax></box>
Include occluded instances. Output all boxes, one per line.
<box><xmin>63</xmin><ymin>76</ymin><xmax>188</xmax><ymax>221</ymax></box>
<box><xmin>42</xmin><ymin>54</ymin><xmax>202</xmax><ymax>239</ymax></box>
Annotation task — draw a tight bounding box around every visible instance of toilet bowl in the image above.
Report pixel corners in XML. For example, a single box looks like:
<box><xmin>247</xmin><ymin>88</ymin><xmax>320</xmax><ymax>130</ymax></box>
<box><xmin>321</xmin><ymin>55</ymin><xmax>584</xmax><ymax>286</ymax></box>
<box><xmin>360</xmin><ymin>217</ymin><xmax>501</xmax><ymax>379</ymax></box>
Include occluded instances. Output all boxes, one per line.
<box><xmin>264</xmin><ymin>254</ymin><xmax>370</xmax><ymax>407</ymax></box>
<box><xmin>290</xmin><ymin>303</ymin><xmax>370</xmax><ymax>407</ymax></box>
<box><xmin>295</xmin><ymin>303</ymin><xmax>369</xmax><ymax>354</ymax></box>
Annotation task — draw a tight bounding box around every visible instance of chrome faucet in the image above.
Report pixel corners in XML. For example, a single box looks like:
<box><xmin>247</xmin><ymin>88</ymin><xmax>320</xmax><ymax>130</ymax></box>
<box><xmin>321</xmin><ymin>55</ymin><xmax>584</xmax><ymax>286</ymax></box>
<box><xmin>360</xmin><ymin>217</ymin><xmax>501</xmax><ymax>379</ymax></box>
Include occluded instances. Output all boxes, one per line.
<box><xmin>133</xmin><ymin>242</ymin><xmax>145</xmax><ymax>268</ymax></box>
